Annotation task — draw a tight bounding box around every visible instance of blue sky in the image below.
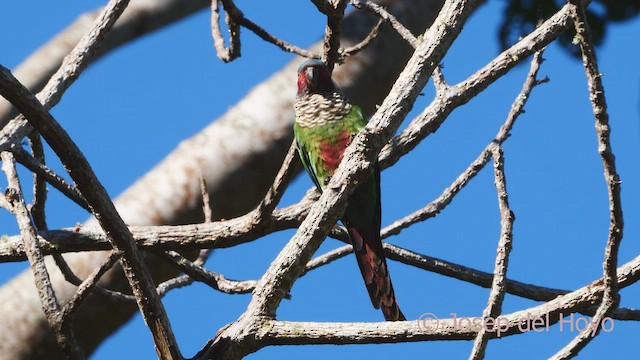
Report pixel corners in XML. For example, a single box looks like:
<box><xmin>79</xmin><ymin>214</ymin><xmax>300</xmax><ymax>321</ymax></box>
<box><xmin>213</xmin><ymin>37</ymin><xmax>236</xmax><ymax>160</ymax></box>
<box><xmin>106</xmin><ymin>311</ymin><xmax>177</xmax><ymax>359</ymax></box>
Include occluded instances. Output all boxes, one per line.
<box><xmin>1</xmin><ymin>1</ymin><xmax>639</xmax><ymax>359</ymax></box>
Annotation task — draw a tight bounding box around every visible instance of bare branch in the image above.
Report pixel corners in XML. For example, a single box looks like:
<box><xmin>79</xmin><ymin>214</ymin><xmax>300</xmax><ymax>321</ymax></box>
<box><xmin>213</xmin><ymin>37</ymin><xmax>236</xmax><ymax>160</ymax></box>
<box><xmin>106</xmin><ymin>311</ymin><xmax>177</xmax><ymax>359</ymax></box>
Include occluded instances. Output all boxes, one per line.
<box><xmin>350</xmin><ymin>0</ymin><xmax>419</xmax><ymax>48</ymax></box>
<box><xmin>340</xmin><ymin>18</ymin><xmax>383</xmax><ymax>57</ymax></box>
<box><xmin>1</xmin><ymin>151</ymin><xmax>84</xmax><ymax>358</ymax></box>
<box><xmin>313</xmin><ymin>0</ymin><xmax>348</xmax><ymax>71</ymax></box>
<box><xmin>0</xmin><ymin>196</ymin><xmax>314</xmax><ymax>262</ymax></box>
<box><xmin>13</xmin><ymin>146</ymin><xmax>90</xmax><ymax>212</ymax></box>
<box><xmin>51</xmin><ymin>252</ymin><xmax>135</xmax><ymax>303</ymax></box>
<box><xmin>251</xmin><ymin>139</ymin><xmax>299</xmax><ymax>226</ymax></box>
<box><xmin>379</xmin><ymin>1</ymin><xmax>582</xmax><ymax>169</ymax></box>
<box><xmin>61</xmin><ymin>251</ymin><xmax>121</xmax><ymax>319</ymax></box>
<box><xmin>156</xmin><ymin>251</ymin><xmax>256</xmax><ymax>295</ymax></box>
<box><xmin>469</xmin><ymin>146</ymin><xmax>514</xmax><ymax>359</ymax></box>
<box><xmin>200</xmin><ymin>176</ymin><xmax>213</xmax><ymax>223</ymax></box>
<box><xmin>382</xmin><ymin>50</ymin><xmax>547</xmax><ymax>237</ymax></box>
<box><xmin>549</xmin><ymin>2</ymin><xmax>623</xmax><ymax>358</ymax></box>
<box><xmin>254</xmin><ymin>254</ymin><xmax>639</xmax><ymax>346</ymax></box>
<box><xmin>0</xmin><ymin>66</ymin><xmax>182</xmax><ymax>360</ymax></box>
<box><xmin>230</xmin><ymin>6</ymin><xmax>319</xmax><ymax>59</ymax></box>
<box><xmin>211</xmin><ymin>0</ymin><xmax>241</xmax><ymax>62</ymax></box>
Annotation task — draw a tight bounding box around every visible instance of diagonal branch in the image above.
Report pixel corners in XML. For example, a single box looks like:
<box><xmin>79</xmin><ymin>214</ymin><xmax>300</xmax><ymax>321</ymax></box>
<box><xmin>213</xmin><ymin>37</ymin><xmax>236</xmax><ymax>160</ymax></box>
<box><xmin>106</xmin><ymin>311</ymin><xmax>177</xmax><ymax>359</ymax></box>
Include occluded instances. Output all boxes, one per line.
<box><xmin>382</xmin><ymin>50</ymin><xmax>547</xmax><ymax>238</ymax></box>
<box><xmin>202</xmin><ymin>0</ymin><xmax>481</xmax><ymax>358</ymax></box>
<box><xmin>1</xmin><ymin>151</ymin><xmax>84</xmax><ymax>359</ymax></box>
<box><xmin>0</xmin><ymin>66</ymin><xmax>182</xmax><ymax>359</ymax></box>
<box><xmin>379</xmin><ymin>0</ymin><xmax>592</xmax><ymax>170</ymax></box>
<box><xmin>156</xmin><ymin>251</ymin><xmax>256</xmax><ymax>295</ymax></box>
<box><xmin>350</xmin><ymin>0</ymin><xmax>419</xmax><ymax>48</ymax></box>
<box><xmin>60</xmin><ymin>251</ymin><xmax>121</xmax><ymax>319</ymax></box>
<box><xmin>13</xmin><ymin>146</ymin><xmax>90</xmax><ymax>212</ymax></box>
<box><xmin>251</xmin><ymin>139</ymin><xmax>299</xmax><ymax>226</ymax></box>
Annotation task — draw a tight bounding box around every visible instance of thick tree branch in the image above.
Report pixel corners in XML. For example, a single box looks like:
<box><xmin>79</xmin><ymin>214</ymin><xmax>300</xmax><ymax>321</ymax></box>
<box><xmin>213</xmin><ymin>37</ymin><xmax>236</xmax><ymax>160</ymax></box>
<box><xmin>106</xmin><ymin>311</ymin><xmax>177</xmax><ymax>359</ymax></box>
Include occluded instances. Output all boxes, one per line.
<box><xmin>1</xmin><ymin>1</ymin><xmax>444</xmax><ymax>358</ymax></box>
<box><xmin>379</xmin><ymin>0</ymin><xmax>591</xmax><ymax>169</ymax></box>
<box><xmin>249</xmin><ymin>254</ymin><xmax>638</xmax><ymax>346</ymax></box>
<box><xmin>203</xmin><ymin>1</ymin><xmax>480</xmax><ymax>358</ymax></box>
<box><xmin>382</xmin><ymin>50</ymin><xmax>547</xmax><ymax>237</ymax></box>
<box><xmin>1</xmin><ymin>152</ymin><xmax>84</xmax><ymax>359</ymax></box>
<box><xmin>0</xmin><ymin>67</ymin><xmax>181</xmax><ymax>359</ymax></box>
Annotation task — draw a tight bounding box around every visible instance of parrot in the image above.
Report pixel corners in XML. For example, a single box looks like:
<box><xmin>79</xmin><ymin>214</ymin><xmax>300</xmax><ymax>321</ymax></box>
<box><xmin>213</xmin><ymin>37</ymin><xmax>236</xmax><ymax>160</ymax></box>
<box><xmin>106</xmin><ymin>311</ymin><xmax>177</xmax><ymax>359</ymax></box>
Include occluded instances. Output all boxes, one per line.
<box><xmin>293</xmin><ymin>59</ymin><xmax>405</xmax><ymax>321</ymax></box>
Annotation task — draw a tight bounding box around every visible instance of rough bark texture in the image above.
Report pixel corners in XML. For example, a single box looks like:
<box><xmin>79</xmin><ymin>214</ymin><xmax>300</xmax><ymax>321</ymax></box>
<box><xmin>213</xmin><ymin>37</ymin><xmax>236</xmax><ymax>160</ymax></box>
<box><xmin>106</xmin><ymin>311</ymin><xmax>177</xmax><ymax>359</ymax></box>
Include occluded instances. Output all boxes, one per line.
<box><xmin>0</xmin><ymin>0</ymin><xmax>444</xmax><ymax>358</ymax></box>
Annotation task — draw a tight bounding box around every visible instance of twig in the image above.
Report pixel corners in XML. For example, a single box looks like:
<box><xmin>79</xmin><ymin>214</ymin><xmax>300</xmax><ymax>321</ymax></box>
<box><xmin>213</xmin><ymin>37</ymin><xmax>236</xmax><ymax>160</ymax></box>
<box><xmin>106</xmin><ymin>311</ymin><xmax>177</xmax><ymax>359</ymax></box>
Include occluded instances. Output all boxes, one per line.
<box><xmin>350</xmin><ymin>0</ymin><xmax>419</xmax><ymax>48</ymax></box>
<box><xmin>13</xmin><ymin>146</ymin><xmax>90</xmax><ymax>212</ymax></box>
<box><xmin>432</xmin><ymin>65</ymin><xmax>448</xmax><ymax>96</ymax></box>
<box><xmin>61</xmin><ymin>251</ymin><xmax>121</xmax><ymax>319</ymax></box>
<box><xmin>549</xmin><ymin>2</ymin><xmax>623</xmax><ymax>359</ymax></box>
<box><xmin>155</xmin><ymin>248</ymin><xmax>216</xmax><ymax>297</ymax></box>
<box><xmin>312</xmin><ymin>0</ymin><xmax>348</xmax><ymax>71</ymax></box>
<box><xmin>378</xmin><ymin>0</ymin><xmax>584</xmax><ymax>169</ymax></box>
<box><xmin>231</xmin><ymin>10</ymin><xmax>319</xmax><ymax>59</ymax></box>
<box><xmin>340</xmin><ymin>18</ymin><xmax>383</xmax><ymax>57</ymax></box>
<box><xmin>303</xmin><ymin>245</ymin><xmax>353</xmax><ymax>275</ymax></box>
<box><xmin>469</xmin><ymin>146</ymin><xmax>514</xmax><ymax>359</ymax></box>
<box><xmin>157</xmin><ymin>251</ymin><xmax>256</xmax><ymax>294</ymax></box>
<box><xmin>0</xmin><ymin>66</ymin><xmax>182</xmax><ymax>359</ymax></box>
<box><xmin>382</xmin><ymin>50</ymin><xmax>547</xmax><ymax>238</ymax></box>
<box><xmin>251</xmin><ymin>139</ymin><xmax>298</xmax><ymax>226</ymax></box>
<box><xmin>211</xmin><ymin>0</ymin><xmax>241</xmax><ymax>62</ymax></box>
<box><xmin>156</xmin><ymin>178</ymin><xmax>218</xmax><ymax>296</ymax></box>
<box><xmin>52</xmin><ymin>251</ymin><xmax>136</xmax><ymax>303</ymax></box>
<box><xmin>200</xmin><ymin>176</ymin><xmax>213</xmax><ymax>223</ymax></box>
<box><xmin>1</xmin><ymin>151</ymin><xmax>84</xmax><ymax>359</ymax></box>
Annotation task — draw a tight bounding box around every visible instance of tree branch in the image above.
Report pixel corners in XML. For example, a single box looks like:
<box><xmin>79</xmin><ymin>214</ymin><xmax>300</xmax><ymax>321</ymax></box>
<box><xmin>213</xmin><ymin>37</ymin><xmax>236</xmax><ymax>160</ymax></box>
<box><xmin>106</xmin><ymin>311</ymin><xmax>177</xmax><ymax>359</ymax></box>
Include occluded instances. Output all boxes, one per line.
<box><xmin>381</xmin><ymin>50</ymin><xmax>547</xmax><ymax>237</ymax></box>
<box><xmin>549</xmin><ymin>2</ymin><xmax>624</xmax><ymax>358</ymax></box>
<box><xmin>1</xmin><ymin>152</ymin><xmax>84</xmax><ymax>359</ymax></box>
<box><xmin>469</xmin><ymin>146</ymin><xmax>514</xmax><ymax>359</ymax></box>
<box><xmin>350</xmin><ymin>0</ymin><xmax>419</xmax><ymax>48</ymax></box>
<box><xmin>0</xmin><ymin>66</ymin><xmax>182</xmax><ymax>359</ymax></box>
<box><xmin>203</xmin><ymin>0</ymin><xmax>481</xmax><ymax>357</ymax></box>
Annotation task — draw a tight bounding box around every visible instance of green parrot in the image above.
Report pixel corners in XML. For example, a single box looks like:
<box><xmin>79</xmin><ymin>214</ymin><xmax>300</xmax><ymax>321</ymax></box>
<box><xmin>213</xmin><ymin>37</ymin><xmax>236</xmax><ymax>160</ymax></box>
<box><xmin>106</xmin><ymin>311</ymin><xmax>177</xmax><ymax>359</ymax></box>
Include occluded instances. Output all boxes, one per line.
<box><xmin>293</xmin><ymin>59</ymin><xmax>405</xmax><ymax>321</ymax></box>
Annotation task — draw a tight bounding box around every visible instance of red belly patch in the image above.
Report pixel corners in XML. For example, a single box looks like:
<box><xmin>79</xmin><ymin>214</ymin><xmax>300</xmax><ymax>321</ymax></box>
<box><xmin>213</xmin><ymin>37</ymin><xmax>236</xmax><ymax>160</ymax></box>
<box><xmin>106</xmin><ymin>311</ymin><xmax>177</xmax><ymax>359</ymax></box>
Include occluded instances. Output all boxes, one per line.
<box><xmin>319</xmin><ymin>131</ymin><xmax>352</xmax><ymax>174</ymax></box>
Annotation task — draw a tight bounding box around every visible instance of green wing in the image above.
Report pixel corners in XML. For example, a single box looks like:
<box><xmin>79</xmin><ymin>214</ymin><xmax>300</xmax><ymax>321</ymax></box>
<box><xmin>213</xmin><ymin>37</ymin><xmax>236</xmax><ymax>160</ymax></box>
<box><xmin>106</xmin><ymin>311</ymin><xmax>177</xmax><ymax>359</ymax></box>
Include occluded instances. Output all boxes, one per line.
<box><xmin>294</xmin><ymin>123</ymin><xmax>323</xmax><ymax>192</ymax></box>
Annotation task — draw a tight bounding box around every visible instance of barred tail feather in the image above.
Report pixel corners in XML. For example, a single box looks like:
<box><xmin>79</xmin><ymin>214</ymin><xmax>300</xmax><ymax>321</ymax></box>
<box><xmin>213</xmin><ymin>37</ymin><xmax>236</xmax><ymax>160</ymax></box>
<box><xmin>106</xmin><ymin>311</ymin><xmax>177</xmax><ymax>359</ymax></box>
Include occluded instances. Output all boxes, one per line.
<box><xmin>347</xmin><ymin>225</ymin><xmax>405</xmax><ymax>321</ymax></box>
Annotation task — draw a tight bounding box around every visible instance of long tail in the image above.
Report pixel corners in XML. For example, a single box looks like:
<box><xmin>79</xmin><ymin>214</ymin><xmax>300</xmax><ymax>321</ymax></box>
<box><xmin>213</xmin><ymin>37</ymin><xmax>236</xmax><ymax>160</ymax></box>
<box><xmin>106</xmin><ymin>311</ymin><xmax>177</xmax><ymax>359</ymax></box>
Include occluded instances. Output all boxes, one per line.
<box><xmin>346</xmin><ymin>223</ymin><xmax>405</xmax><ymax>321</ymax></box>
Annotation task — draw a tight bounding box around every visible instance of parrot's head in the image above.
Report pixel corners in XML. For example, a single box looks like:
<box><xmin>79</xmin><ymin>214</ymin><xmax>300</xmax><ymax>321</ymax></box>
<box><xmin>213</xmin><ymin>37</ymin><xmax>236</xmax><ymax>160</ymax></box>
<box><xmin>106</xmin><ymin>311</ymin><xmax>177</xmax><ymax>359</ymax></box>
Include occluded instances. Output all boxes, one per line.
<box><xmin>297</xmin><ymin>59</ymin><xmax>335</xmax><ymax>96</ymax></box>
